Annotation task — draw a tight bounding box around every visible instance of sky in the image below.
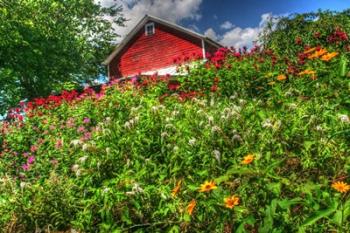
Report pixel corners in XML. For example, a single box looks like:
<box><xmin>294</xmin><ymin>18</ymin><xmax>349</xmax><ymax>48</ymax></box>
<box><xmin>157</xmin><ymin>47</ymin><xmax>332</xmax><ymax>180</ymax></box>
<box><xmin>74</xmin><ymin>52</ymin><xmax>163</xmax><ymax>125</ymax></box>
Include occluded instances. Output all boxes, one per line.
<box><xmin>98</xmin><ymin>0</ymin><xmax>350</xmax><ymax>48</ymax></box>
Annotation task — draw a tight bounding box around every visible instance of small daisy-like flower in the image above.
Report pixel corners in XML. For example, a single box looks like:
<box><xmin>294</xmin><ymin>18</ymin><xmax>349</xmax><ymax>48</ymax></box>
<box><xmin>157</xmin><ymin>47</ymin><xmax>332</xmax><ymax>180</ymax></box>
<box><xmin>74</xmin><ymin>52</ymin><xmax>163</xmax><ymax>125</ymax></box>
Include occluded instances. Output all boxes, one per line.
<box><xmin>224</xmin><ymin>195</ymin><xmax>240</xmax><ymax>209</ymax></box>
<box><xmin>199</xmin><ymin>180</ymin><xmax>217</xmax><ymax>192</ymax></box>
<box><xmin>242</xmin><ymin>154</ymin><xmax>254</xmax><ymax>165</ymax></box>
<box><xmin>187</xmin><ymin>199</ymin><xmax>196</xmax><ymax>215</ymax></box>
<box><xmin>332</xmin><ymin>181</ymin><xmax>350</xmax><ymax>193</ymax></box>
<box><xmin>171</xmin><ymin>180</ymin><xmax>182</xmax><ymax>197</ymax></box>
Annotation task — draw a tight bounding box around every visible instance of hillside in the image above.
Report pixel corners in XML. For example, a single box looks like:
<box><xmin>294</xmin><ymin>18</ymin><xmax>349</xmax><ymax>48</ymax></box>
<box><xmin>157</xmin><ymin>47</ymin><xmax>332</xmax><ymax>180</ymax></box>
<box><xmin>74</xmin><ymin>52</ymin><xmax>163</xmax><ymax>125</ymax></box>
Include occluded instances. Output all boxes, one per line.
<box><xmin>1</xmin><ymin>10</ymin><xmax>350</xmax><ymax>233</ymax></box>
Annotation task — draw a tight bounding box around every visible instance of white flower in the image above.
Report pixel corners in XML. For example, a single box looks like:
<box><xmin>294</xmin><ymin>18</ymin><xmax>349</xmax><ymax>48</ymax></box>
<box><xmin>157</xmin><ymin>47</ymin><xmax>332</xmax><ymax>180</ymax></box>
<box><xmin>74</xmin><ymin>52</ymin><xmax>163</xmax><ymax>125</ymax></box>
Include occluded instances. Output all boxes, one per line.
<box><xmin>82</xmin><ymin>144</ymin><xmax>89</xmax><ymax>151</ymax></box>
<box><xmin>165</xmin><ymin>124</ymin><xmax>175</xmax><ymax>129</ymax></box>
<box><xmin>70</xmin><ymin>139</ymin><xmax>81</xmax><ymax>147</ymax></box>
<box><xmin>188</xmin><ymin>138</ymin><xmax>196</xmax><ymax>146</ymax></box>
<box><xmin>208</xmin><ymin>116</ymin><xmax>214</xmax><ymax>124</ymax></box>
<box><xmin>78</xmin><ymin>156</ymin><xmax>88</xmax><ymax>163</ymax></box>
<box><xmin>71</xmin><ymin>164</ymin><xmax>79</xmax><ymax>172</ymax></box>
<box><xmin>211</xmin><ymin>125</ymin><xmax>221</xmax><ymax>133</ymax></box>
<box><xmin>232</xmin><ymin>134</ymin><xmax>242</xmax><ymax>142</ymax></box>
<box><xmin>171</xmin><ymin>110</ymin><xmax>179</xmax><ymax>116</ymax></box>
<box><xmin>274</xmin><ymin>120</ymin><xmax>282</xmax><ymax>130</ymax></box>
<box><xmin>161</xmin><ymin>132</ymin><xmax>169</xmax><ymax>138</ymax></box>
<box><xmin>134</xmin><ymin>116</ymin><xmax>140</xmax><ymax>123</ymax></box>
<box><xmin>315</xmin><ymin>125</ymin><xmax>323</xmax><ymax>132</ymax></box>
<box><xmin>213</xmin><ymin>150</ymin><xmax>221</xmax><ymax>163</ymax></box>
<box><xmin>103</xmin><ymin>188</ymin><xmax>110</xmax><ymax>193</ymax></box>
<box><xmin>339</xmin><ymin>114</ymin><xmax>350</xmax><ymax>123</ymax></box>
<box><xmin>20</xmin><ymin>182</ymin><xmax>26</xmax><ymax>189</ymax></box>
<box><xmin>106</xmin><ymin>147</ymin><xmax>111</xmax><ymax>154</ymax></box>
<box><xmin>262</xmin><ymin>119</ymin><xmax>273</xmax><ymax>128</ymax></box>
<box><xmin>229</xmin><ymin>95</ymin><xmax>237</xmax><ymax>100</ymax></box>
<box><xmin>75</xmin><ymin>169</ymin><xmax>81</xmax><ymax>177</ymax></box>
<box><xmin>210</xmin><ymin>98</ymin><xmax>215</xmax><ymax>106</ymax></box>
<box><xmin>151</xmin><ymin>106</ymin><xmax>159</xmax><ymax>113</ymax></box>
<box><xmin>289</xmin><ymin>103</ymin><xmax>297</xmax><ymax>110</ymax></box>
<box><xmin>124</xmin><ymin>121</ymin><xmax>131</xmax><ymax>129</ymax></box>
<box><xmin>173</xmin><ymin>146</ymin><xmax>179</xmax><ymax>152</ymax></box>
<box><xmin>132</xmin><ymin>183</ymin><xmax>144</xmax><ymax>193</ymax></box>
<box><xmin>239</xmin><ymin>99</ymin><xmax>246</xmax><ymax>105</ymax></box>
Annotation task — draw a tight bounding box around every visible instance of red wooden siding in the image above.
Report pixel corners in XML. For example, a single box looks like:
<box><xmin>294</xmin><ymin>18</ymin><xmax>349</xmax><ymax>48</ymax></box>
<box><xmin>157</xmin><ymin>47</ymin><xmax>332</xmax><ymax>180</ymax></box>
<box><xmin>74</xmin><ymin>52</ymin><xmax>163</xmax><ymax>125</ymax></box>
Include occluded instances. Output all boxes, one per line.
<box><xmin>109</xmin><ymin>22</ymin><xmax>205</xmax><ymax>79</ymax></box>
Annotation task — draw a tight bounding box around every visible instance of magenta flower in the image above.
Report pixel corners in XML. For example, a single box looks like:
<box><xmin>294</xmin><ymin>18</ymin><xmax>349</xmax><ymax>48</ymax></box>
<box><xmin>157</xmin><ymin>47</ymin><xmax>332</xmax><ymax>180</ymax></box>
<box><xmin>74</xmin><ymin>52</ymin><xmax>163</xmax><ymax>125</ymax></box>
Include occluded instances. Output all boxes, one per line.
<box><xmin>83</xmin><ymin>117</ymin><xmax>91</xmax><ymax>124</ymax></box>
<box><xmin>22</xmin><ymin>163</ymin><xmax>30</xmax><ymax>171</ymax></box>
<box><xmin>27</xmin><ymin>156</ymin><xmax>35</xmax><ymax>164</ymax></box>
<box><xmin>83</xmin><ymin>132</ymin><xmax>92</xmax><ymax>141</ymax></box>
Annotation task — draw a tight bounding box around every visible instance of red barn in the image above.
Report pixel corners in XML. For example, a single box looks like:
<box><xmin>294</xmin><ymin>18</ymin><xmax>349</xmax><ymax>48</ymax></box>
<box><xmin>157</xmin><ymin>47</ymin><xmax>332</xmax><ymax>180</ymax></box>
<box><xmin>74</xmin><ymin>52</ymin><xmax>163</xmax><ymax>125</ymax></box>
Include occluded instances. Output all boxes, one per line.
<box><xmin>103</xmin><ymin>15</ymin><xmax>222</xmax><ymax>79</ymax></box>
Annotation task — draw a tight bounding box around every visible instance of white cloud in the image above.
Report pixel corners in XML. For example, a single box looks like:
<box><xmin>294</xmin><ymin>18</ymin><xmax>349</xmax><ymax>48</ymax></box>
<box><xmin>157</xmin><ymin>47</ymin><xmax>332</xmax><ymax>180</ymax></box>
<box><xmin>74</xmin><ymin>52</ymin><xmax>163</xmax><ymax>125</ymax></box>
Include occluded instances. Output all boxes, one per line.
<box><xmin>220</xmin><ymin>21</ymin><xmax>234</xmax><ymax>30</ymax></box>
<box><xmin>204</xmin><ymin>28</ymin><xmax>218</xmax><ymax>41</ymax></box>
<box><xmin>205</xmin><ymin>13</ymin><xmax>284</xmax><ymax>49</ymax></box>
<box><xmin>97</xmin><ymin>0</ymin><xmax>203</xmax><ymax>41</ymax></box>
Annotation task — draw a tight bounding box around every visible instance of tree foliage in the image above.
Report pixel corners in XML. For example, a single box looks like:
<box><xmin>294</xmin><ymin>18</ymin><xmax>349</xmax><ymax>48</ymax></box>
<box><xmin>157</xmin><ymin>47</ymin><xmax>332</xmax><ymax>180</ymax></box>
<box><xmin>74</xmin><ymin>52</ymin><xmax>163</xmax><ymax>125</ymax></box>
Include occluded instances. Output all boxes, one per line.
<box><xmin>0</xmin><ymin>0</ymin><xmax>125</xmax><ymax>114</ymax></box>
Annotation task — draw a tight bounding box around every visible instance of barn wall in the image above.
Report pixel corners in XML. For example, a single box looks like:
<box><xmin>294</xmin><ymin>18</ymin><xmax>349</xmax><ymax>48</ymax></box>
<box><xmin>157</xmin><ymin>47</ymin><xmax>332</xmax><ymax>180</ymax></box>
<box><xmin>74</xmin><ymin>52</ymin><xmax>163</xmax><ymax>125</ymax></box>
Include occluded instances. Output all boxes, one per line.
<box><xmin>109</xmin><ymin>22</ymin><xmax>205</xmax><ymax>79</ymax></box>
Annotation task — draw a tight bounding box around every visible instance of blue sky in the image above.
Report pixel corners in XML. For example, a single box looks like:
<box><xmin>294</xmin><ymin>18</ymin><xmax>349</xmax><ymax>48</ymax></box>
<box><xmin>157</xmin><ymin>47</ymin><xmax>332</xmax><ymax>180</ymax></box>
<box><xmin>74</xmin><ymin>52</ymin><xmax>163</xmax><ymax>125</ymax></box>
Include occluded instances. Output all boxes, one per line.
<box><xmin>195</xmin><ymin>0</ymin><xmax>349</xmax><ymax>30</ymax></box>
<box><xmin>101</xmin><ymin>0</ymin><xmax>349</xmax><ymax>48</ymax></box>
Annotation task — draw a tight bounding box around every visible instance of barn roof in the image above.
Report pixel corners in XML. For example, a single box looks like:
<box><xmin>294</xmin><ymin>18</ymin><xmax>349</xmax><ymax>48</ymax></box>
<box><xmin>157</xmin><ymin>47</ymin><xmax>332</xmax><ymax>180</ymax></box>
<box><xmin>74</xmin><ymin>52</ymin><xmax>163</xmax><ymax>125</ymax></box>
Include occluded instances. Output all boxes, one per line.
<box><xmin>103</xmin><ymin>15</ymin><xmax>223</xmax><ymax>65</ymax></box>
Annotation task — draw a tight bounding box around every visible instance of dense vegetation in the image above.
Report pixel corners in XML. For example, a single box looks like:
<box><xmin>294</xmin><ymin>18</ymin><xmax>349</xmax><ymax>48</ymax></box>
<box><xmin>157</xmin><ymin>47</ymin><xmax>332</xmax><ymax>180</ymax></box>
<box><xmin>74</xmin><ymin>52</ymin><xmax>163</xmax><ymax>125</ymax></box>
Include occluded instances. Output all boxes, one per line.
<box><xmin>0</xmin><ymin>10</ymin><xmax>350</xmax><ymax>233</ymax></box>
<box><xmin>0</xmin><ymin>0</ymin><xmax>125</xmax><ymax>114</ymax></box>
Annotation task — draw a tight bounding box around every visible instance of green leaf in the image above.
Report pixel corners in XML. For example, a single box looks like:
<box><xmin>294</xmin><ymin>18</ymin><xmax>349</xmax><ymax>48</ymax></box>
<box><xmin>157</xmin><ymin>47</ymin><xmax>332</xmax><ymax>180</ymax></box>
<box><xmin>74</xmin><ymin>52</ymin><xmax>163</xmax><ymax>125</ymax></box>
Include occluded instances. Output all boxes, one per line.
<box><xmin>300</xmin><ymin>202</ymin><xmax>337</xmax><ymax>228</ymax></box>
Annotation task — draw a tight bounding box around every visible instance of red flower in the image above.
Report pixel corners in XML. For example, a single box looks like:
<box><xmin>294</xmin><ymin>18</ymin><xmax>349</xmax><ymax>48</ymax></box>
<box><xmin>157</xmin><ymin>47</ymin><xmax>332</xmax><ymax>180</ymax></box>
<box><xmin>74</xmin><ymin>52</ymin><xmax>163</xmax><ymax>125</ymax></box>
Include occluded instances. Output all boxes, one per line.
<box><xmin>295</xmin><ymin>36</ymin><xmax>302</xmax><ymax>45</ymax></box>
<box><xmin>210</xmin><ymin>85</ymin><xmax>218</xmax><ymax>92</ymax></box>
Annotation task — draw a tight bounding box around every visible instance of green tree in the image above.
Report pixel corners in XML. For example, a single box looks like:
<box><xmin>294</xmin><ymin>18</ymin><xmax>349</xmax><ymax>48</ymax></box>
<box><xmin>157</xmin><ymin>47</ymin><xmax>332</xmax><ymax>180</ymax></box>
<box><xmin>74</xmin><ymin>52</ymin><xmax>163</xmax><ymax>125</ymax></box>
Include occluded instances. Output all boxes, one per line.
<box><xmin>0</xmin><ymin>0</ymin><xmax>125</xmax><ymax>114</ymax></box>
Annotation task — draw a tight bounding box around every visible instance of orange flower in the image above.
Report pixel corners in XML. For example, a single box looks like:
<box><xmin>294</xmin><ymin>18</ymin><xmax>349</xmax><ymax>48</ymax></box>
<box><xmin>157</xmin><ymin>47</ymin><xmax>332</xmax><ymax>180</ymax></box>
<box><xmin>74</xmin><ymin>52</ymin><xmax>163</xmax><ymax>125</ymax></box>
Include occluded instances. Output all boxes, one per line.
<box><xmin>171</xmin><ymin>180</ymin><xmax>182</xmax><ymax>197</ymax></box>
<box><xmin>277</xmin><ymin>74</ymin><xmax>287</xmax><ymax>81</ymax></box>
<box><xmin>321</xmin><ymin>52</ymin><xmax>338</xmax><ymax>61</ymax></box>
<box><xmin>199</xmin><ymin>180</ymin><xmax>217</xmax><ymax>192</ymax></box>
<box><xmin>298</xmin><ymin>69</ymin><xmax>317</xmax><ymax>80</ymax></box>
<box><xmin>332</xmin><ymin>181</ymin><xmax>350</xmax><ymax>193</ymax></box>
<box><xmin>242</xmin><ymin>154</ymin><xmax>254</xmax><ymax>165</ymax></box>
<box><xmin>308</xmin><ymin>48</ymin><xmax>327</xmax><ymax>59</ymax></box>
<box><xmin>187</xmin><ymin>199</ymin><xmax>196</xmax><ymax>215</ymax></box>
<box><xmin>303</xmin><ymin>47</ymin><xmax>316</xmax><ymax>54</ymax></box>
<box><xmin>224</xmin><ymin>195</ymin><xmax>240</xmax><ymax>209</ymax></box>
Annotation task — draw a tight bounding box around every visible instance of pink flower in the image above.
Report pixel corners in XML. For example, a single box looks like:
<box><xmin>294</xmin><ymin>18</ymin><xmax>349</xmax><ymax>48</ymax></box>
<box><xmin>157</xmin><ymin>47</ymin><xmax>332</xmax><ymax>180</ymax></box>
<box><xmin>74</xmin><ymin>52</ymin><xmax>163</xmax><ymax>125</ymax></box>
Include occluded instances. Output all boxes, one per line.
<box><xmin>30</xmin><ymin>145</ymin><xmax>37</xmax><ymax>153</ymax></box>
<box><xmin>22</xmin><ymin>164</ymin><xmax>30</xmax><ymax>171</ymax></box>
<box><xmin>83</xmin><ymin>118</ymin><xmax>90</xmax><ymax>124</ymax></box>
<box><xmin>55</xmin><ymin>140</ymin><xmax>63</xmax><ymax>149</ymax></box>
<box><xmin>27</xmin><ymin>156</ymin><xmax>35</xmax><ymax>164</ymax></box>
<box><xmin>77</xmin><ymin>126</ymin><xmax>86</xmax><ymax>133</ymax></box>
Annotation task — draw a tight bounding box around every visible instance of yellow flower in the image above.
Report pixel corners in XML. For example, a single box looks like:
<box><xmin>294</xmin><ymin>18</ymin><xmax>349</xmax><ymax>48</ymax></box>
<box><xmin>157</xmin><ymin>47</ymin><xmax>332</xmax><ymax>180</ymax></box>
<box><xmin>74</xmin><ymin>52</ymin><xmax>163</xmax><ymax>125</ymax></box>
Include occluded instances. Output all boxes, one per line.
<box><xmin>332</xmin><ymin>181</ymin><xmax>350</xmax><ymax>193</ymax></box>
<box><xmin>242</xmin><ymin>154</ymin><xmax>254</xmax><ymax>165</ymax></box>
<box><xmin>224</xmin><ymin>195</ymin><xmax>240</xmax><ymax>209</ymax></box>
<box><xmin>171</xmin><ymin>180</ymin><xmax>182</xmax><ymax>197</ymax></box>
<box><xmin>199</xmin><ymin>180</ymin><xmax>217</xmax><ymax>192</ymax></box>
<box><xmin>308</xmin><ymin>48</ymin><xmax>328</xmax><ymax>59</ymax></box>
<box><xmin>277</xmin><ymin>74</ymin><xmax>287</xmax><ymax>81</ymax></box>
<box><xmin>321</xmin><ymin>52</ymin><xmax>339</xmax><ymax>61</ymax></box>
<box><xmin>187</xmin><ymin>199</ymin><xmax>196</xmax><ymax>215</ymax></box>
<box><xmin>268</xmin><ymin>81</ymin><xmax>276</xmax><ymax>86</ymax></box>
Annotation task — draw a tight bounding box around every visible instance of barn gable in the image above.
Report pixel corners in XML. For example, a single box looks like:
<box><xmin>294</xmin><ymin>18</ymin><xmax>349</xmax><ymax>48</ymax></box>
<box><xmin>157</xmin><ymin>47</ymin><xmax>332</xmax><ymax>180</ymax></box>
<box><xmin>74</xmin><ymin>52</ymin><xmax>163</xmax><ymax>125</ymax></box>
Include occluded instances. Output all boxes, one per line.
<box><xmin>104</xmin><ymin>15</ymin><xmax>222</xmax><ymax>79</ymax></box>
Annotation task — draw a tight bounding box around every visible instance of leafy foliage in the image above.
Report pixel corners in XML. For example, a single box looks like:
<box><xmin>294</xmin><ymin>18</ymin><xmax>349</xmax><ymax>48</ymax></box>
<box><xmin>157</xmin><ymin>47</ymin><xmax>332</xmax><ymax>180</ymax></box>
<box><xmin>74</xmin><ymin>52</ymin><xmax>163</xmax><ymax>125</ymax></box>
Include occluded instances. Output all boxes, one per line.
<box><xmin>0</xmin><ymin>0</ymin><xmax>125</xmax><ymax>114</ymax></box>
<box><xmin>0</xmin><ymin>9</ymin><xmax>350</xmax><ymax>233</ymax></box>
